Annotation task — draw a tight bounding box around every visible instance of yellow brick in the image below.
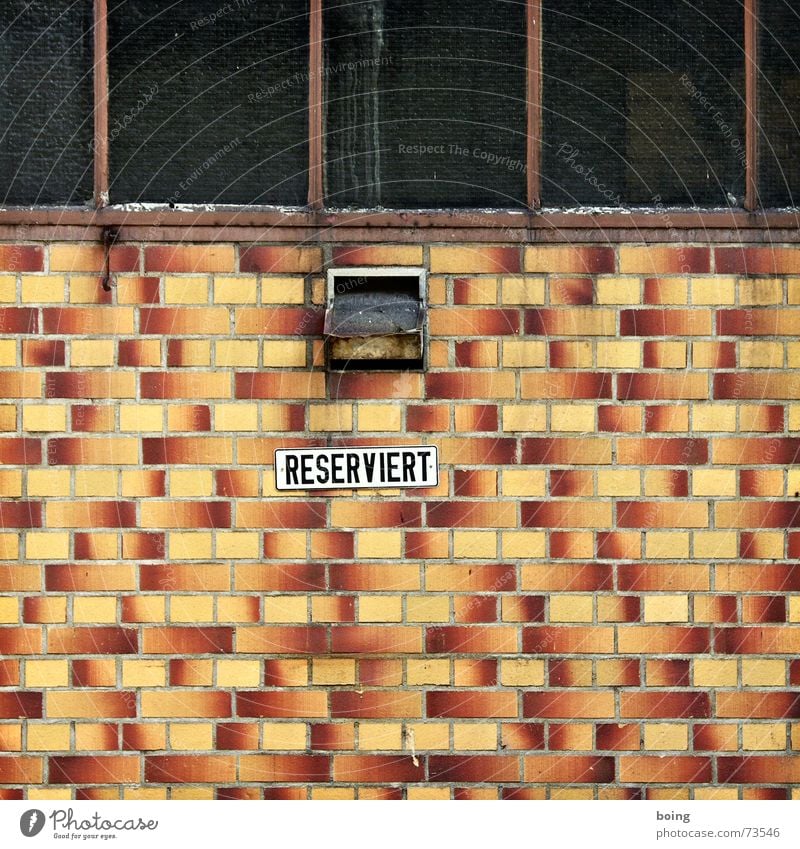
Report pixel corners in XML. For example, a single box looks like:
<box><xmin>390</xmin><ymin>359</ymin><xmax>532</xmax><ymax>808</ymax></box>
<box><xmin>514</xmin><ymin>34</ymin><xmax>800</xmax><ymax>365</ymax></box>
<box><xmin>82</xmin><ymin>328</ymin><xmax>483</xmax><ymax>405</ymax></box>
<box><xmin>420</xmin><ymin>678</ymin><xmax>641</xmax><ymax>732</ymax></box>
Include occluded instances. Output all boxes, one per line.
<box><xmin>0</xmin><ymin>470</ymin><xmax>22</xmax><ymax>497</ymax></box>
<box><xmin>647</xmin><ymin>278</ymin><xmax>688</xmax><ymax>304</ymax></box>
<box><xmin>312</xmin><ymin>659</ymin><xmax>356</xmax><ymax>685</ymax></box>
<box><xmin>27</xmin><ymin>470</ymin><xmax>70</xmax><ymax>497</ymax></box>
<box><xmin>789</xmin><ymin>344</ymin><xmax>800</xmax><ymax>369</ymax></box>
<box><xmin>453</xmin><ymin>531</ymin><xmax>496</xmax><ymax>558</ymax></box>
<box><xmin>739</xmin><ymin>341</ymin><xmax>783</xmax><ymax>369</ymax></box>
<box><xmin>165</xmin><ymin>275</ymin><xmax>208</xmax><ymax>304</ymax></box>
<box><xmin>0</xmin><ymin>275</ymin><xmax>16</xmax><ymax>302</ymax></box>
<box><xmin>407</xmin><ymin>788</ymin><xmax>450</xmax><ymax>800</ymax></box>
<box><xmin>0</xmin><ymin>533</ymin><xmax>19</xmax><ymax>560</ymax></box>
<box><xmin>120</xmin><ymin>404</ymin><xmax>162</xmax><ymax>432</ymax></box>
<box><xmin>643</xmin><ymin>594</ymin><xmax>689</xmax><ymax>623</ymax></box>
<box><xmin>169</xmin><ymin>340</ymin><xmax>211</xmax><ymax>366</ymax></box>
<box><xmin>357</xmin><ymin>404</ymin><xmax>402</xmax><ymax>432</ymax></box>
<box><xmin>264</xmin><ymin>596</ymin><xmax>308</xmax><ymax>623</ymax></box>
<box><xmin>789</xmin><ymin>597</ymin><xmax>800</xmax><ymax>623</ymax></box>
<box><xmin>25</xmin><ymin>532</ymin><xmax>70</xmax><ymax>560</ymax></box>
<box><xmin>125</xmin><ymin>596</ymin><xmax>165</xmax><ymax>623</ymax></box>
<box><xmin>28</xmin><ymin>724</ymin><xmax>71</xmax><ymax>751</ymax></box>
<box><xmin>453</xmin><ymin>723</ymin><xmax>497</xmax><ymax>751</ymax></box>
<box><xmin>693</xmin><ymin>469</ymin><xmax>736</xmax><ymax>496</ymax></box>
<box><xmin>26</xmin><ymin>660</ymin><xmax>69</xmax><ymax>687</ymax></box>
<box><xmin>121</xmin><ymin>470</ymin><xmax>160</xmax><ymax>497</ymax></box>
<box><xmin>216</xmin><ymin>340</ymin><xmax>259</xmax><ymax>367</ymax></box>
<box><xmin>217</xmin><ymin>660</ymin><xmax>261</xmax><ymax>687</ymax></box>
<box><xmin>216</xmin><ymin>532</ymin><xmax>260</xmax><ymax>559</ymax></box>
<box><xmin>643</xmin><ymin>724</ymin><xmax>689</xmax><ymax>751</ymax></box>
<box><xmin>502</xmin><ymin>339</ymin><xmax>546</xmax><ymax>367</ymax></box>
<box><xmin>692</xmin><ymin>405</ymin><xmax>736</xmax><ymax>432</ymax></box>
<box><xmin>693</xmin><ymin>531</ymin><xmax>737</xmax><ymax>559</ymax></box>
<box><xmin>169</xmin><ymin>532</ymin><xmax>213</xmax><ymax>560</ymax></box>
<box><xmin>171</xmin><ymin>596</ymin><xmax>214</xmax><ymax>622</ymax></box>
<box><xmin>502</xmin><ymin>404</ymin><xmax>547</xmax><ymax>432</ymax></box>
<box><xmin>407</xmin><ymin>722</ymin><xmax>449</xmax><ymax>752</ymax></box>
<box><xmin>21</xmin><ymin>275</ymin><xmax>65</xmax><ymax>303</ymax></box>
<box><xmin>597</xmin><ymin>470</ymin><xmax>639</xmax><ymax>497</ymax></box>
<box><xmin>170</xmin><ymin>723</ymin><xmax>214</xmax><ymax>750</ymax></box>
<box><xmin>215</xmin><ymin>403</ymin><xmax>258</xmax><ymax>431</ymax></box>
<box><xmin>309</xmin><ymin>404</ymin><xmax>353</xmax><ymax>432</ymax></box>
<box><xmin>359</xmin><ymin>723</ymin><xmax>404</xmax><ymax>750</ymax></box>
<box><xmin>0</xmin><ymin>596</ymin><xmax>18</xmax><ymax>623</ymax></box>
<box><xmin>0</xmin><ymin>341</ymin><xmax>16</xmax><ymax>366</ymax></box>
<box><xmin>122</xmin><ymin>660</ymin><xmax>167</xmax><ymax>687</ymax></box>
<box><xmin>741</xmin><ymin>278</ymin><xmax>783</xmax><ymax>305</ymax></box>
<box><xmin>170</xmin><ymin>470</ymin><xmax>213</xmax><ymax>497</ymax></box>
<box><xmin>596</xmin><ymin>276</ymin><xmax>640</xmax><ymax>304</ymax></box>
<box><xmin>646</xmin><ymin>532</ymin><xmax>690</xmax><ymax>559</ymax></box>
<box><xmin>502</xmin><ymin>470</ymin><xmax>546</xmax><ymax>497</ymax></box>
<box><xmin>550</xmin><ymin>595</ymin><xmax>593</xmax><ymax>622</ymax></box>
<box><xmin>359</xmin><ymin>595</ymin><xmax>402</xmax><ymax>622</ymax></box>
<box><xmin>501</xmin><ymin>276</ymin><xmax>545</xmax><ymax>305</ymax></box>
<box><xmin>262</xmin><ymin>722</ymin><xmax>307</xmax><ymax>750</ymax></box>
<box><xmin>500</xmin><ymin>659</ymin><xmax>545</xmax><ymax>686</ymax></box>
<box><xmin>214</xmin><ymin>276</ymin><xmax>258</xmax><ymax>304</ymax></box>
<box><xmin>692</xmin><ymin>277</ymin><xmax>735</xmax><ymax>304</ymax></box>
<box><xmin>171</xmin><ymin>788</ymin><xmax>214</xmax><ymax>801</ymax></box>
<box><xmin>263</xmin><ymin>340</ymin><xmax>306</xmax><ymax>367</ymax></box>
<box><xmin>73</xmin><ymin>596</ymin><xmax>117</xmax><ymax>623</ymax></box>
<box><xmin>406</xmin><ymin>596</ymin><xmax>450</xmax><ymax>623</ymax></box>
<box><xmin>358</xmin><ymin>531</ymin><xmax>402</xmax><ymax>558</ymax></box>
<box><xmin>650</xmin><ymin>341</ymin><xmax>687</xmax><ymax>368</ymax></box>
<box><xmin>71</xmin><ymin>340</ymin><xmax>115</xmax><ymax>367</ymax></box>
<box><xmin>75</xmin><ymin>470</ymin><xmax>117</xmax><ymax>496</ymax></box>
<box><xmin>597</xmin><ymin>341</ymin><xmax>641</xmax><ymax>368</ymax></box>
<box><xmin>261</xmin><ymin>276</ymin><xmax>306</xmax><ymax>304</ymax></box>
<box><xmin>693</xmin><ymin>659</ymin><xmax>737</xmax><ymax>687</ymax></box>
<box><xmin>551</xmin><ymin>405</ymin><xmax>594</xmax><ymax>432</ymax></box>
<box><xmin>407</xmin><ymin>659</ymin><xmax>449</xmax><ymax>685</ymax></box>
<box><xmin>791</xmin><ymin>405</ymin><xmax>800</xmax><ymax>431</ymax></box>
<box><xmin>28</xmin><ymin>788</ymin><xmax>73</xmax><ymax>801</ymax></box>
<box><xmin>743</xmin><ymin>723</ymin><xmax>786</xmax><ymax>751</ymax></box>
<box><xmin>503</xmin><ymin>531</ymin><xmax>546</xmax><ymax>558</ymax></box>
<box><xmin>695</xmin><ymin>788</ymin><xmax>739</xmax><ymax>800</ymax></box>
<box><xmin>22</xmin><ymin>405</ymin><xmax>67</xmax><ymax>432</ymax></box>
<box><xmin>742</xmin><ymin>659</ymin><xmax>785</xmax><ymax>687</ymax></box>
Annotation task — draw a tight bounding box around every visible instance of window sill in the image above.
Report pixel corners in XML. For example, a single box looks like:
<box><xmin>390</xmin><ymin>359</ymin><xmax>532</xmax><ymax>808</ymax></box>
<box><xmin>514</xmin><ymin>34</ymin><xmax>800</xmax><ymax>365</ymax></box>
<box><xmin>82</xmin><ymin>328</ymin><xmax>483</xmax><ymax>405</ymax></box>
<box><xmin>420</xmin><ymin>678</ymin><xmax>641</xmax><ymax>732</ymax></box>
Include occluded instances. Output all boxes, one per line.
<box><xmin>0</xmin><ymin>205</ymin><xmax>798</xmax><ymax>244</ymax></box>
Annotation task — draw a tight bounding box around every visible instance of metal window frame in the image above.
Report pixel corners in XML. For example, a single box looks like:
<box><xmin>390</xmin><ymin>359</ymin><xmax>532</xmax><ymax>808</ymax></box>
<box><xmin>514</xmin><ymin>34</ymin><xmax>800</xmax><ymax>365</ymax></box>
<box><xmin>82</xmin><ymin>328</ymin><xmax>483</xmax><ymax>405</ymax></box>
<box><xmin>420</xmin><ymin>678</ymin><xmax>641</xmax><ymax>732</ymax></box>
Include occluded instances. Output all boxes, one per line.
<box><xmin>0</xmin><ymin>0</ymin><xmax>783</xmax><ymax>239</ymax></box>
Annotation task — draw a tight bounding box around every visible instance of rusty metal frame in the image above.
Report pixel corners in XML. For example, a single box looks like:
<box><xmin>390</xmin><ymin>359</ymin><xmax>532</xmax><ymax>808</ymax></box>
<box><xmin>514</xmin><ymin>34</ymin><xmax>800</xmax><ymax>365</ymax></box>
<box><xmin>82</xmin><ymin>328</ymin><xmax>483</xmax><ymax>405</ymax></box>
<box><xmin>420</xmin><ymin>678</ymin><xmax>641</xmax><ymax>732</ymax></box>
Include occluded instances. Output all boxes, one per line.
<box><xmin>527</xmin><ymin>0</ymin><xmax>542</xmax><ymax>210</ymax></box>
<box><xmin>745</xmin><ymin>0</ymin><xmax>759</xmax><ymax>211</ymax></box>
<box><xmin>93</xmin><ymin>0</ymin><xmax>109</xmax><ymax>208</ymax></box>
<box><xmin>10</xmin><ymin>0</ymin><xmax>796</xmax><ymax>239</ymax></box>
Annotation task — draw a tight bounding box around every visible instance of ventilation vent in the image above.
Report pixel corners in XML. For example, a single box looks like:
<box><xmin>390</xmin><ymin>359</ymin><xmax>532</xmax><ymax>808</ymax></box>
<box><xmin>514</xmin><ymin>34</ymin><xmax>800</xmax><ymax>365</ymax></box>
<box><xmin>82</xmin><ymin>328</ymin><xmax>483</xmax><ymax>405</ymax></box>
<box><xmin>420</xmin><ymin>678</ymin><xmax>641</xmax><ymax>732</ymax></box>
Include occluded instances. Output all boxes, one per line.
<box><xmin>325</xmin><ymin>267</ymin><xmax>426</xmax><ymax>370</ymax></box>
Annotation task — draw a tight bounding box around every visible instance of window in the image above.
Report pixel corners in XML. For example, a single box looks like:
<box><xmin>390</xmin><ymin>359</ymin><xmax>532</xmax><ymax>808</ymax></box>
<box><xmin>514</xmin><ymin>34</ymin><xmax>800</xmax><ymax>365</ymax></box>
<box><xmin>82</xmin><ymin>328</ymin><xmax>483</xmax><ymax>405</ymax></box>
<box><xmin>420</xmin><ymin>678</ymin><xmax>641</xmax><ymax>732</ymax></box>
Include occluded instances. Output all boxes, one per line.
<box><xmin>1</xmin><ymin>1</ymin><xmax>798</xmax><ymax>212</ymax></box>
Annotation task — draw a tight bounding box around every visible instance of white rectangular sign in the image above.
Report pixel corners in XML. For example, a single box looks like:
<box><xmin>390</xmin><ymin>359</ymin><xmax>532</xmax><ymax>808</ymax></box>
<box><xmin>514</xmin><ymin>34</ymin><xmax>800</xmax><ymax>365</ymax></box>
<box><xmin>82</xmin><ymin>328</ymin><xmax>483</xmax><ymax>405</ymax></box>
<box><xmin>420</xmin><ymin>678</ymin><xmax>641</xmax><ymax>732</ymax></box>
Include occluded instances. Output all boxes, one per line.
<box><xmin>274</xmin><ymin>445</ymin><xmax>439</xmax><ymax>491</ymax></box>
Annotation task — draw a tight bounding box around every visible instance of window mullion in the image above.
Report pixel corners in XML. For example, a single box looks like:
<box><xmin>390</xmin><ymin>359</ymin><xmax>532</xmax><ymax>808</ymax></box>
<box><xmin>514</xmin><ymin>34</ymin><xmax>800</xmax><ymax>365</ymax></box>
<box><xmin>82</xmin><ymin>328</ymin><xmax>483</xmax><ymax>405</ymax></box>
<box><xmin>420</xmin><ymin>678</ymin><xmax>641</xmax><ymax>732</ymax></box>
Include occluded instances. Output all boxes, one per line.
<box><xmin>527</xmin><ymin>0</ymin><xmax>542</xmax><ymax>210</ymax></box>
<box><xmin>93</xmin><ymin>0</ymin><xmax>110</xmax><ymax>208</ymax></box>
<box><xmin>745</xmin><ymin>0</ymin><xmax>759</xmax><ymax>211</ymax></box>
<box><xmin>309</xmin><ymin>0</ymin><xmax>324</xmax><ymax>210</ymax></box>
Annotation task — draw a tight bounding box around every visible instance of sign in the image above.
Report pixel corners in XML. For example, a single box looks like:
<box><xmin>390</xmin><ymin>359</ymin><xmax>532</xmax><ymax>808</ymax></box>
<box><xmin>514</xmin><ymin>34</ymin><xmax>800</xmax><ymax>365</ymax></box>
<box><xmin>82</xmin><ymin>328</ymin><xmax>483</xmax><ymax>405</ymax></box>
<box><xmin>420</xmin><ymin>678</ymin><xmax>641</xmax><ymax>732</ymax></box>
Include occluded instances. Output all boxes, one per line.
<box><xmin>274</xmin><ymin>445</ymin><xmax>439</xmax><ymax>491</ymax></box>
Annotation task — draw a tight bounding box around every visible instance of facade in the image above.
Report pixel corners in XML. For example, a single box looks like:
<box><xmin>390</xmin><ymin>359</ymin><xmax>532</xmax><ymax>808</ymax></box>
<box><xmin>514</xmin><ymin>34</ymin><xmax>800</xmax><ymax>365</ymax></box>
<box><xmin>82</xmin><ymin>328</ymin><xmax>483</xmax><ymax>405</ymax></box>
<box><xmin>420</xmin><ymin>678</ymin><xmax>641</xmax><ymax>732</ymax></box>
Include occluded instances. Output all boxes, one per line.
<box><xmin>1</xmin><ymin>1</ymin><xmax>800</xmax><ymax>800</ymax></box>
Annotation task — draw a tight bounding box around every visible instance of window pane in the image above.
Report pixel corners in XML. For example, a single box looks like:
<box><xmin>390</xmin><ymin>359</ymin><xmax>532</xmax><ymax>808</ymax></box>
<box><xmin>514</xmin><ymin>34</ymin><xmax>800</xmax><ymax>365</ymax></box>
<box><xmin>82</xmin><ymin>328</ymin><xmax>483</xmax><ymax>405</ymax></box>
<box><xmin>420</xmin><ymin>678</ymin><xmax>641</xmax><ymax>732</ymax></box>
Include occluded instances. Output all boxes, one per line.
<box><xmin>0</xmin><ymin>1</ymin><xmax>94</xmax><ymax>205</ymax></box>
<box><xmin>543</xmin><ymin>0</ymin><xmax>745</xmax><ymax>207</ymax></box>
<box><xmin>109</xmin><ymin>0</ymin><xmax>309</xmax><ymax>205</ymax></box>
<box><xmin>759</xmin><ymin>1</ymin><xmax>800</xmax><ymax>207</ymax></box>
<box><xmin>324</xmin><ymin>0</ymin><xmax>527</xmax><ymax>208</ymax></box>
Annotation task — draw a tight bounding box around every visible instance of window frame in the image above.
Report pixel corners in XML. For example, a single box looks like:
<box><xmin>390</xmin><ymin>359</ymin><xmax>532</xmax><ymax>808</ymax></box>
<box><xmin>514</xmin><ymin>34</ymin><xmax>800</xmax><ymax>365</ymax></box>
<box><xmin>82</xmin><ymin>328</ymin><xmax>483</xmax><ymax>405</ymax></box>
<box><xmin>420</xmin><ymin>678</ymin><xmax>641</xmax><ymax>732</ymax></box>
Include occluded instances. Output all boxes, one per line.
<box><xmin>2</xmin><ymin>0</ymin><xmax>798</xmax><ymax>242</ymax></box>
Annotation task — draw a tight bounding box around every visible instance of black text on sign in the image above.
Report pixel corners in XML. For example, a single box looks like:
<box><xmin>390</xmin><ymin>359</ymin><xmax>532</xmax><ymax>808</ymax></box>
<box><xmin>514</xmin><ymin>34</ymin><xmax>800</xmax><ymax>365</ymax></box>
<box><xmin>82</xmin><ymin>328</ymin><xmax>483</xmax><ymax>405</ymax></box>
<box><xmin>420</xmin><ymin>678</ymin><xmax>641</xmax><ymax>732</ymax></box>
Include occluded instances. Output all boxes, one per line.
<box><xmin>274</xmin><ymin>446</ymin><xmax>439</xmax><ymax>491</ymax></box>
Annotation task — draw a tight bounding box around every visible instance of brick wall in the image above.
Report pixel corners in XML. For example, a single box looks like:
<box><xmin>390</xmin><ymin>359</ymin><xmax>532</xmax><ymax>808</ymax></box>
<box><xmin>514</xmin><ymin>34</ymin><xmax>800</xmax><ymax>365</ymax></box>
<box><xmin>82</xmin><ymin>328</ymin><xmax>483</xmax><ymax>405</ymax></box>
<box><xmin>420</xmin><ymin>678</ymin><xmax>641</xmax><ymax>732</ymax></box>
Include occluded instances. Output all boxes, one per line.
<box><xmin>1</xmin><ymin>239</ymin><xmax>799</xmax><ymax>800</ymax></box>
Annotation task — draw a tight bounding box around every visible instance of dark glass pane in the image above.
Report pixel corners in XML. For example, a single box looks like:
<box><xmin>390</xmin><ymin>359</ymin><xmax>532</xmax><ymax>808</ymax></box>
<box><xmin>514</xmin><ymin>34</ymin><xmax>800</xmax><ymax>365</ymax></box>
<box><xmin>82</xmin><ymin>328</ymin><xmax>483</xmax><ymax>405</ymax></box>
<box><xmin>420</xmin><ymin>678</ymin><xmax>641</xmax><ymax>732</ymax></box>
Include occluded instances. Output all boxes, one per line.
<box><xmin>0</xmin><ymin>1</ymin><xmax>94</xmax><ymax>205</ymax></box>
<box><xmin>543</xmin><ymin>0</ymin><xmax>745</xmax><ymax>207</ymax></box>
<box><xmin>759</xmin><ymin>1</ymin><xmax>800</xmax><ymax>207</ymax></box>
<box><xmin>109</xmin><ymin>0</ymin><xmax>308</xmax><ymax>205</ymax></box>
<box><xmin>324</xmin><ymin>0</ymin><xmax>527</xmax><ymax>208</ymax></box>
